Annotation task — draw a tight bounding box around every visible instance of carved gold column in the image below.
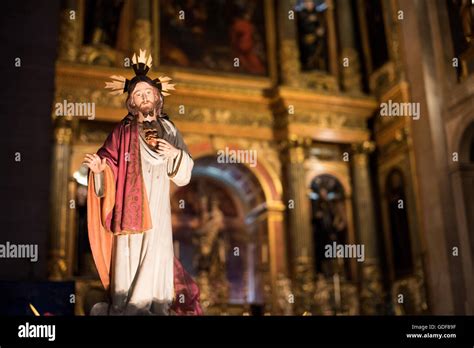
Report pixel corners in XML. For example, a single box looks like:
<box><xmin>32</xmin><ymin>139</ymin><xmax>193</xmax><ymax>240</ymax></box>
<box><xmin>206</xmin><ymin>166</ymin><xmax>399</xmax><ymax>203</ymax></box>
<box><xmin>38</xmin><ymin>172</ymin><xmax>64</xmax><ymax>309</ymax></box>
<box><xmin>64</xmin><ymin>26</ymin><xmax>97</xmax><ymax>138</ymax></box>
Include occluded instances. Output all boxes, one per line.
<box><xmin>351</xmin><ymin>141</ymin><xmax>384</xmax><ymax>314</ymax></box>
<box><xmin>284</xmin><ymin>136</ymin><xmax>313</xmax><ymax>314</ymax></box>
<box><xmin>266</xmin><ymin>201</ymin><xmax>287</xmax><ymax>312</ymax></box>
<box><xmin>49</xmin><ymin>117</ymin><xmax>73</xmax><ymax>280</ymax></box>
<box><xmin>131</xmin><ymin>0</ymin><xmax>152</xmax><ymax>54</ymax></box>
<box><xmin>58</xmin><ymin>0</ymin><xmax>80</xmax><ymax>62</ymax></box>
<box><xmin>336</xmin><ymin>0</ymin><xmax>362</xmax><ymax>92</ymax></box>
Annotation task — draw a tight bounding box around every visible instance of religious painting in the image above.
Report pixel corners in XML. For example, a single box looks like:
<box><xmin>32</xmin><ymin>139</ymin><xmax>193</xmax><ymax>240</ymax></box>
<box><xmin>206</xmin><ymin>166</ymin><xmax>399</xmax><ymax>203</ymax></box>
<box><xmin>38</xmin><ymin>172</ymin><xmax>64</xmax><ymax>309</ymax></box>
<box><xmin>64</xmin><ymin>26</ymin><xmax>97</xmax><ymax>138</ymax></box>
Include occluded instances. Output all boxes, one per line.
<box><xmin>158</xmin><ymin>0</ymin><xmax>269</xmax><ymax>76</ymax></box>
<box><xmin>295</xmin><ymin>0</ymin><xmax>330</xmax><ymax>72</ymax></box>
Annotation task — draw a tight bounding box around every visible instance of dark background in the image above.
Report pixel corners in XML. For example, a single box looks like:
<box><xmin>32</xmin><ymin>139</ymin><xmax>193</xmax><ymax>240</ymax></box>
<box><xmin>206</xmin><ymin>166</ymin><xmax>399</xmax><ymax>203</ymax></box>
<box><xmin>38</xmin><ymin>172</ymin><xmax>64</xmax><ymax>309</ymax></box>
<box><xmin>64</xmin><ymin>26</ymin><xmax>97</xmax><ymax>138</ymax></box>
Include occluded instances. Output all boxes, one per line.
<box><xmin>0</xmin><ymin>0</ymin><xmax>60</xmax><ymax>280</ymax></box>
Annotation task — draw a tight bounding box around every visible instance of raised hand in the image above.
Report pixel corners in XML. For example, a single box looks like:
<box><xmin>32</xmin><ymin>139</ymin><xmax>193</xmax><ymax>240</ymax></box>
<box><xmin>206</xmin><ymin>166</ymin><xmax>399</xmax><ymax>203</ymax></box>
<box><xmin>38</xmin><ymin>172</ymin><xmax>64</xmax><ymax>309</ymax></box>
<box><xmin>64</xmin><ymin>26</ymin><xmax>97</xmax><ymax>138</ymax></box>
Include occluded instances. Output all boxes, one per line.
<box><xmin>156</xmin><ymin>139</ymin><xmax>180</xmax><ymax>160</ymax></box>
<box><xmin>83</xmin><ymin>154</ymin><xmax>107</xmax><ymax>174</ymax></box>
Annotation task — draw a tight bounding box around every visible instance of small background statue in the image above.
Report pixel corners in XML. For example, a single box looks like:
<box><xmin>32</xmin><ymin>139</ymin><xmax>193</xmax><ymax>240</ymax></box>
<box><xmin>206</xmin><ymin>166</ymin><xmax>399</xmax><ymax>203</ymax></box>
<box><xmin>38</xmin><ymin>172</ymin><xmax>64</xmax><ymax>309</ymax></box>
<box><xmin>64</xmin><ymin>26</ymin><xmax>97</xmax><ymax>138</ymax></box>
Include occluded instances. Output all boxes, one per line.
<box><xmin>192</xmin><ymin>195</ymin><xmax>226</xmax><ymax>310</ymax></box>
<box><xmin>296</xmin><ymin>0</ymin><xmax>329</xmax><ymax>71</ymax></box>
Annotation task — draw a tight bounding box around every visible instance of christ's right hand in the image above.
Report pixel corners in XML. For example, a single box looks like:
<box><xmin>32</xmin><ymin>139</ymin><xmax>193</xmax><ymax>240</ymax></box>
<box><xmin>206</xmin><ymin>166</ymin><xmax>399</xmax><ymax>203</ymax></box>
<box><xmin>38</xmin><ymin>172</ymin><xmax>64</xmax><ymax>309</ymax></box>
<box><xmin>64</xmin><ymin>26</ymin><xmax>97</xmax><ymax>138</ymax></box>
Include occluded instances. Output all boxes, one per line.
<box><xmin>84</xmin><ymin>154</ymin><xmax>107</xmax><ymax>174</ymax></box>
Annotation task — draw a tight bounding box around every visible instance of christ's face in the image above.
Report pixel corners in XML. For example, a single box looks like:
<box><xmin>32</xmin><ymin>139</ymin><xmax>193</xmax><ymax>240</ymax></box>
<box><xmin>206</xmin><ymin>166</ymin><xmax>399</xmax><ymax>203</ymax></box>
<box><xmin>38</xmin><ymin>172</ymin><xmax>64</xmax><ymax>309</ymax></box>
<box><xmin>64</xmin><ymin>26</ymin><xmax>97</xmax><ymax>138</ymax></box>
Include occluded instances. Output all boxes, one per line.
<box><xmin>131</xmin><ymin>82</ymin><xmax>158</xmax><ymax>113</ymax></box>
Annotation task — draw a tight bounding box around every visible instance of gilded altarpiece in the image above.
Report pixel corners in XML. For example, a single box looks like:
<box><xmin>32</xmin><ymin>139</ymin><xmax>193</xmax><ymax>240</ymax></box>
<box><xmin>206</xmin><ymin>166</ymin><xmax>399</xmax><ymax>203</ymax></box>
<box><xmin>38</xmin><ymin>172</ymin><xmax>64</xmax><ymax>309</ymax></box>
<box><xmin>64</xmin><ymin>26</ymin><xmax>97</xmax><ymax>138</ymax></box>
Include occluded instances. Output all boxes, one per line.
<box><xmin>51</xmin><ymin>0</ymin><xmax>405</xmax><ymax>315</ymax></box>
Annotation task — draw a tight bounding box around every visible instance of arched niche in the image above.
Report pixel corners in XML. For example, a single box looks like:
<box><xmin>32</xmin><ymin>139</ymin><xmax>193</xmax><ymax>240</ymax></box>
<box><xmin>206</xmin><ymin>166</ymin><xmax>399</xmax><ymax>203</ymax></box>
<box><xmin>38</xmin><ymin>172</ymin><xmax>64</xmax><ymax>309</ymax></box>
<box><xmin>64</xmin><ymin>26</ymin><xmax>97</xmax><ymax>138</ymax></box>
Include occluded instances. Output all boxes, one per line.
<box><xmin>309</xmin><ymin>174</ymin><xmax>352</xmax><ymax>279</ymax></box>
<box><xmin>170</xmin><ymin>155</ymin><xmax>268</xmax><ymax>308</ymax></box>
<box><xmin>186</xmin><ymin>141</ymin><xmax>287</xmax><ymax>298</ymax></box>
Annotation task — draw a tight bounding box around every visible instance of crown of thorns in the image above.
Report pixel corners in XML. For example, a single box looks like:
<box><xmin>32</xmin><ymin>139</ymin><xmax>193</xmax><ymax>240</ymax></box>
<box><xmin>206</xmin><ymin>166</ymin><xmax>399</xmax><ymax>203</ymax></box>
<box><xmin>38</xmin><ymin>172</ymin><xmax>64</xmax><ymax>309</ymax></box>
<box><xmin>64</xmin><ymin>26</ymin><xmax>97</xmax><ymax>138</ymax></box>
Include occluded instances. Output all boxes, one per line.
<box><xmin>105</xmin><ymin>49</ymin><xmax>175</xmax><ymax>96</ymax></box>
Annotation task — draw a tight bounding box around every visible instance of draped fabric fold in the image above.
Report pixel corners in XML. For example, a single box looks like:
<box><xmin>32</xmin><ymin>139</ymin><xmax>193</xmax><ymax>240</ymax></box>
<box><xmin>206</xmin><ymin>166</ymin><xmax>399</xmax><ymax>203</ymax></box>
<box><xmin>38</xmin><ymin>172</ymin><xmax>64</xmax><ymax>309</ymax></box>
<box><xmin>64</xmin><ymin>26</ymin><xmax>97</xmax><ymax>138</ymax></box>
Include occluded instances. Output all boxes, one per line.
<box><xmin>87</xmin><ymin>166</ymin><xmax>115</xmax><ymax>290</ymax></box>
<box><xmin>96</xmin><ymin>115</ymin><xmax>152</xmax><ymax>234</ymax></box>
<box><xmin>171</xmin><ymin>257</ymin><xmax>203</xmax><ymax>315</ymax></box>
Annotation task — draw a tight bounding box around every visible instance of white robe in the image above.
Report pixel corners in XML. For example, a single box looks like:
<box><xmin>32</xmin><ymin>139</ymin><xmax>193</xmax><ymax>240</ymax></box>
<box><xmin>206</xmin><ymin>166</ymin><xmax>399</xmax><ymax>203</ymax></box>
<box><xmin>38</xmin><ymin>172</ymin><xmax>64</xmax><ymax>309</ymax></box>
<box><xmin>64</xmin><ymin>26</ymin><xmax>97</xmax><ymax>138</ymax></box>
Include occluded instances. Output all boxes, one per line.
<box><xmin>94</xmin><ymin>131</ymin><xmax>193</xmax><ymax>316</ymax></box>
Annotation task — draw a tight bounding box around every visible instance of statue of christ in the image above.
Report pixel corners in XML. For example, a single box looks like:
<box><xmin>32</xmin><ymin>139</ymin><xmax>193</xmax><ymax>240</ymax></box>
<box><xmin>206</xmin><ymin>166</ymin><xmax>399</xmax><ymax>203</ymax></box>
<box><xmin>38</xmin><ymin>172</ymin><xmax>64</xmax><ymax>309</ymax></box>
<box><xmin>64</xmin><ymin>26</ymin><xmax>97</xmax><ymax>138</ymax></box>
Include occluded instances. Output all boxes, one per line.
<box><xmin>84</xmin><ymin>50</ymin><xmax>202</xmax><ymax>316</ymax></box>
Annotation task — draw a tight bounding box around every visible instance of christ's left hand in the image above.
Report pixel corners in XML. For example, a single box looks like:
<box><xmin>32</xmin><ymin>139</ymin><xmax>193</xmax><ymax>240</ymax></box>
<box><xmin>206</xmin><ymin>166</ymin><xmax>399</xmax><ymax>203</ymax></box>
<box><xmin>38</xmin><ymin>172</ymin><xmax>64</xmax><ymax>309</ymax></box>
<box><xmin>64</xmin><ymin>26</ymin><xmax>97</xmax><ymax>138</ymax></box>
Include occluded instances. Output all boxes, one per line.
<box><xmin>156</xmin><ymin>139</ymin><xmax>180</xmax><ymax>160</ymax></box>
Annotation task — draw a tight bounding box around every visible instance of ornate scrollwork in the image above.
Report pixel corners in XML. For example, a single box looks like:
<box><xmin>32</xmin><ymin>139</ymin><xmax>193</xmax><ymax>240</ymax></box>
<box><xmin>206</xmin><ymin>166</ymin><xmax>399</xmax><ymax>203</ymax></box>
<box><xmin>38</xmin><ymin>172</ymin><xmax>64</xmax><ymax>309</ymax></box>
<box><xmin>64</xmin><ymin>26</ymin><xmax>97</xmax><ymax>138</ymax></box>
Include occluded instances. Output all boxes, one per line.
<box><xmin>360</xmin><ymin>262</ymin><xmax>385</xmax><ymax>315</ymax></box>
<box><xmin>58</xmin><ymin>9</ymin><xmax>80</xmax><ymax>62</ymax></box>
<box><xmin>280</xmin><ymin>40</ymin><xmax>302</xmax><ymax>87</ymax></box>
<box><xmin>392</xmin><ymin>259</ymin><xmax>429</xmax><ymax>315</ymax></box>
<box><xmin>275</xmin><ymin>273</ymin><xmax>294</xmax><ymax>315</ymax></box>
<box><xmin>169</xmin><ymin>106</ymin><xmax>274</xmax><ymax>128</ymax></box>
<box><xmin>293</xmin><ymin>111</ymin><xmax>365</xmax><ymax>130</ymax></box>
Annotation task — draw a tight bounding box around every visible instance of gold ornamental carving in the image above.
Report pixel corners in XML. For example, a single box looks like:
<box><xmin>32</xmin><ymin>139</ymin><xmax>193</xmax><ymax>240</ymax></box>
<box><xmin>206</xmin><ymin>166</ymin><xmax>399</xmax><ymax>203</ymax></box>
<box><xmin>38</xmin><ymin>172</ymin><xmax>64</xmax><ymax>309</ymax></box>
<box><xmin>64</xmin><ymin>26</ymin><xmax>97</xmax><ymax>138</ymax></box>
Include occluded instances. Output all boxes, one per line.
<box><xmin>352</xmin><ymin>140</ymin><xmax>376</xmax><ymax>155</ymax></box>
<box><xmin>300</xmin><ymin>71</ymin><xmax>339</xmax><ymax>92</ymax></box>
<box><xmin>280</xmin><ymin>40</ymin><xmax>302</xmax><ymax>87</ymax></box>
<box><xmin>131</xmin><ymin>19</ymin><xmax>152</xmax><ymax>54</ymax></box>
<box><xmin>55</xmin><ymin>127</ymin><xmax>73</xmax><ymax>145</ymax></box>
<box><xmin>275</xmin><ymin>273</ymin><xmax>294</xmax><ymax>315</ymax></box>
<box><xmin>340</xmin><ymin>47</ymin><xmax>362</xmax><ymax>93</ymax></box>
<box><xmin>285</xmin><ymin>135</ymin><xmax>312</xmax><ymax>164</ymax></box>
<box><xmin>392</xmin><ymin>260</ymin><xmax>428</xmax><ymax>315</ymax></box>
<box><xmin>171</xmin><ymin>106</ymin><xmax>274</xmax><ymax>128</ymax></box>
<box><xmin>292</xmin><ymin>111</ymin><xmax>366</xmax><ymax>130</ymax></box>
<box><xmin>77</xmin><ymin>45</ymin><xmax>126</xmax><ymax>67</ymax></box>
<box><xmin>56</xmin><ymin>87</ymin><xmax>126</xmax><ymax>110</ymax></box>
<box><xmin>360</xmin><ymin>262</ymin><xmax>385</xmax><ymax>315</ymax></box>
<box><xmin>48</xmin><ymin>255</ymin><xmax>68</xmax><ymax>281</ymax></box>
<box><xmin>369</xmin><ymin>61</ymin><xmax>397</xmax><ymax>95</ymax></box>
<box><xmin>378</xmin><ymin>126</ymin><xmax>410</xmax><ymax>156</ymax></box>
<box><xmin>58</xmin><ymin>9</ymin><xmax>80</xmax><ymax>62</ymax></box>
<box><xmin>213</xmin><ymin>137</ymin><xmax>282</xmax><ymax>177</ymax></box>
<box><xmin>78</xmin><ymin>129</ymin><xmax>110</xmax><ymax>144</ymax></box>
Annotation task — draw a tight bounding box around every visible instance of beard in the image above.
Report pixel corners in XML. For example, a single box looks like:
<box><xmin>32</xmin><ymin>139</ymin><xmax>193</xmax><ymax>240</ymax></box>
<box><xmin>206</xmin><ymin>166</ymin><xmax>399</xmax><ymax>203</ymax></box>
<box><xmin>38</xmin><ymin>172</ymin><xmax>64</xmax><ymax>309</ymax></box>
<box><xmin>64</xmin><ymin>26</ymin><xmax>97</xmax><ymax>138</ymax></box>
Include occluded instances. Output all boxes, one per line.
<box><xmin>138</xmin><ymin>101</ymin><xmax>155</xmax><ymax>114</ymax></box>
